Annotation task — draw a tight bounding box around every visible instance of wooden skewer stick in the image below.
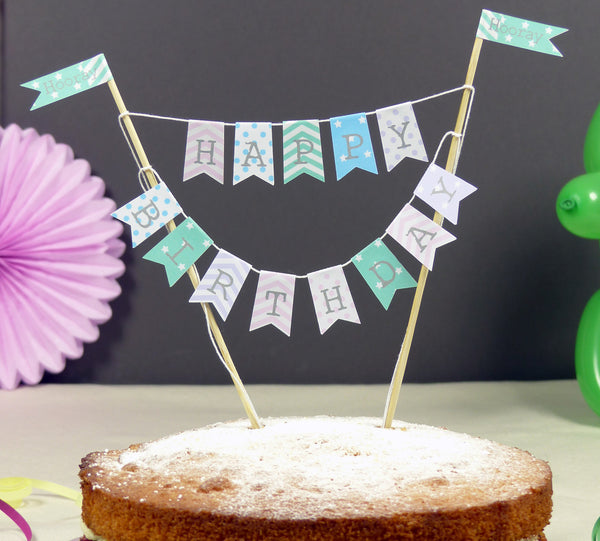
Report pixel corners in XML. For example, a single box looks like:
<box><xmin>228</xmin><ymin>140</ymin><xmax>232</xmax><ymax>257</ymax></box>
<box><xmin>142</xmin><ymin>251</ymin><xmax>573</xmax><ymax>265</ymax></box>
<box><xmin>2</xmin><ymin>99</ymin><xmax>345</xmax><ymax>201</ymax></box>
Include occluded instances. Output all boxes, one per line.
<box><xmin>106</xmin><ymin>78</ymin><xmax>262</xmax><ymax>429</ymax></box>
<box><xmin>383</xmin><ymin>38</ymin><xmax>482</xmax><ymax>428</ymax></box>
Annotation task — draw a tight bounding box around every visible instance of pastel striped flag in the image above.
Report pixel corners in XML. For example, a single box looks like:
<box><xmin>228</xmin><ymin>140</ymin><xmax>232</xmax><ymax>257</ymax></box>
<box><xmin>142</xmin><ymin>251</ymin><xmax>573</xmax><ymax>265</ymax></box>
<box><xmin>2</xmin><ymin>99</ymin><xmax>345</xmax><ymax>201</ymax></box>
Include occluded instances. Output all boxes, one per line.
<box><xmin>22</xmin><ymin>54</ymin><xmax>113</xmax><ymax>110</ymax></box>
<box><xmin>249</xmin><ymin>271</ymin><xmax>296</xmax><ymax>336</ymax></box>
<box><xmin>112</xmin><ymin>182</ymin><xmax>182</xmax><ymax>248</ymax></box>
<box><xmin>183</xmin><ymin>121</ymin><xmax>225</xmax><ymax>184</ymax></box>
<box><xmin>189</xmin><ymin>249</ymin><xmax>252</xmax><ymax>320</ymax></box>
<box><xmin>282</xmin><ymin>120</ymin><xmax>325</xmax><ymax>183</ymax></box>
<box><xmin>143</xmin><ymin>217</ymin><xmax>213</xmax><ymax>286</ymax></box>
<box><xmin>308</xmin><ymin>265</ymin><xmax>360</xmax><ymax>334</ymax></box>
<box><xmin>386</xmin><ymin>205</ymin><xmax>456</xmax><ymax>270</ymax></box>
<box><xmin>233</xmin><ymin>122</ymin><xmax>274</xmax><ymax>185</ymax></box>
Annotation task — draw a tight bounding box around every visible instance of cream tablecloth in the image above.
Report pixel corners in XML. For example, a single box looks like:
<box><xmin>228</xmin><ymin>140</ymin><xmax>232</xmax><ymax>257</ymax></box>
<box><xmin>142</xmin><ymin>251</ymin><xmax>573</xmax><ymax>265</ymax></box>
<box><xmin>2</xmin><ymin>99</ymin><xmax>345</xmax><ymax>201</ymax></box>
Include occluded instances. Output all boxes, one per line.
<box><xmin>0</xmin><ymin>381</ymin><xmax>598</xmax><ymax>540</ymax></box>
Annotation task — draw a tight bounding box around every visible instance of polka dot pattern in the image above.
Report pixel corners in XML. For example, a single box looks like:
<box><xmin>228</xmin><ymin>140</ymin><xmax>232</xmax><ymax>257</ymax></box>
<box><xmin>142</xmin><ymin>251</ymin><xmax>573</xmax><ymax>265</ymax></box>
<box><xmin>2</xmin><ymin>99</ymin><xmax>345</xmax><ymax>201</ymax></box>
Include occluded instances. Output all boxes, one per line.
<box><xmin>233</xmin><ymin>122</ymin><xmax>275</xmax><ymax>185</ymax></box>
<box><xmin>376</xmin><ymin>103</ymin><xmax>428</xmax><ymax>172</ymax></box>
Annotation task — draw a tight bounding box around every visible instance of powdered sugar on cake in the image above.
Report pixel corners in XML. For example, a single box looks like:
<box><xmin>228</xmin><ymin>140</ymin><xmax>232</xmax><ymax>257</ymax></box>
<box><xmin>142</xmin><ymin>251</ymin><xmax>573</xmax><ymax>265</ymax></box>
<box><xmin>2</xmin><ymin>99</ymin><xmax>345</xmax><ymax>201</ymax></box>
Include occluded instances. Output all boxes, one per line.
<box><xmin>85</xmin><ymin>416</ymin><xmax>550</xmax><ymax>520</ymax></box>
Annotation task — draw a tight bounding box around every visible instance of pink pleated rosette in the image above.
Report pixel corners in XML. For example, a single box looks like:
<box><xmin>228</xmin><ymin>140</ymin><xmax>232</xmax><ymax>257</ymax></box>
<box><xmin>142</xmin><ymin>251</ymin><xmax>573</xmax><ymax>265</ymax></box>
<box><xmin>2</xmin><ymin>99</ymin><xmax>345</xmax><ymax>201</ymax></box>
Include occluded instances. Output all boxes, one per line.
<box><xmin>0</xmin><ymin>124</ymin><xmax>125</xmax><ymax>389</ymax></box>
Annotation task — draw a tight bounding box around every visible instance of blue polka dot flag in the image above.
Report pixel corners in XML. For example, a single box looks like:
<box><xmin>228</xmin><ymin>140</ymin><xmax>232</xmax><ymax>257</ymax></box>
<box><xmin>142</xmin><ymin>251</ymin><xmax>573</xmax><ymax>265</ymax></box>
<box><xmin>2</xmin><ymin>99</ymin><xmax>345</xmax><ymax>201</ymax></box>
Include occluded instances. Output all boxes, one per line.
<box><xmin>112</xmin><ymin>182</ymin><xmax>182</xmax><ymax>248</ymax></box>
<box><xmin>233</xmin><ymin>122</ymin><xmax>274</xmax><ymax>185</ymax></box>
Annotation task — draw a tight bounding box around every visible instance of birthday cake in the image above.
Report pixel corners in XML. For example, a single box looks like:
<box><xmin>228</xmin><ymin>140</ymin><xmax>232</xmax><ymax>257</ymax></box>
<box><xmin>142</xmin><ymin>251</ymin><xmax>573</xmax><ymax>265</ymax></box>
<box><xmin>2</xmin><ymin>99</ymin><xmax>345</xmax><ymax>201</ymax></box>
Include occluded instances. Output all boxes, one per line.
<box><xmin>79</xmin><ymin>417</ymin><xmax>552</xmax><ymax>541</ymax></box>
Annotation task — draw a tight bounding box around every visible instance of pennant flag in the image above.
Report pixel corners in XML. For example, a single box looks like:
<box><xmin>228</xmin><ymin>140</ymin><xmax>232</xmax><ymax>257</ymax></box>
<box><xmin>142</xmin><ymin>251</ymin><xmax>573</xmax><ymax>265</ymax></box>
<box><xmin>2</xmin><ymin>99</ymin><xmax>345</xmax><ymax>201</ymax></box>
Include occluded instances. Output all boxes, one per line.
<box><xmin>183</xmin><ymin>121</ymin><xmax>225</xmax><ymax>184</ymax></box>
<box><xmin>376</xmin><ymin>103</ymin><xmax>427</xmax><ymax>171</ymax></box>
<box><xmin>22</xmin><ymin>54</ymin><xmax>113</xmax><ymax>110</ymax></box>
<box><xmin>249</xmin><ymin>271</ymin><xmax>296</xmax><ymax>336</ymax></box>
<box><xmin>233</xmin><ymin>122</ymin><xmax>274</xmax><ymax>185</ymax></box>
<box><xmin>143</xmin><ymin>217</ymin><xmax>213</xmax><ymax>286</ymax></box>
<box><xmin>282</xmin><ymin>120</ymin><xmax>325</xmax><ymax>183</ymax></box>
<box><xmin>189</xmin><ymin>249</ymin><xmax>252</xmax><ymax>320</ymax></box>
<box><xmin>112</xmin><ymin>182</ymin><xmax>182</xmax><ymax>248</ymax></box>
<box><xmin>307</xmin><ymin>265</ymin><xmax>360</xmax><ymax>334</ymax></box>
<box><xmin>477</xmin><ymin>10</ymin><xmax>567</xmax><ymax>57</ymax></box>
<box><xmin>386</xmin><ymin>205</ymin><xmax>456</xmax><ymax>270</ymax></box>
<box><xmin>330</xmin><ymin>113</ymin><xmax>377</xmax><ymax>180</ymax></box>
<box><xmin>353</xmin><ymin>238</ymin><xmax>417</xmax><ymax>309</ymax></box>
<box><xmin>414</xmin><ymin>163</ymin><xmax>477</xmax><ymax>225</ymax></box>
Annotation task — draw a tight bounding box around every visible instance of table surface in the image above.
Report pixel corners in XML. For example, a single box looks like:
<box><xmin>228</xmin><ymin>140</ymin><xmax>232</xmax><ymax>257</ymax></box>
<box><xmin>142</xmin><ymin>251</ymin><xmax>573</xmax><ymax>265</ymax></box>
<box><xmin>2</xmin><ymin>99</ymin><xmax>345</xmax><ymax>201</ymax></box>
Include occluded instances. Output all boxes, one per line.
<box><xmin>0</xmin><ymin>380</ymin><xmax>598</xmax><ymax>540</ymax></box>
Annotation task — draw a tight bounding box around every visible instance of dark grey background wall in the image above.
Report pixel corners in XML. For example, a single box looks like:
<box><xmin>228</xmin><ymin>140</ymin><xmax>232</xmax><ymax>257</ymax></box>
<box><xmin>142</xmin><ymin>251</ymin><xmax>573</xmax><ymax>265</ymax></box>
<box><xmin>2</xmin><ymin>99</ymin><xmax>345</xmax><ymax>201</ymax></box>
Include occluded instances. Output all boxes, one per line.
<box><xmin>2</xmin><ymin>0</ymin><xmax>598</xmax><ymax>384</ymax></box>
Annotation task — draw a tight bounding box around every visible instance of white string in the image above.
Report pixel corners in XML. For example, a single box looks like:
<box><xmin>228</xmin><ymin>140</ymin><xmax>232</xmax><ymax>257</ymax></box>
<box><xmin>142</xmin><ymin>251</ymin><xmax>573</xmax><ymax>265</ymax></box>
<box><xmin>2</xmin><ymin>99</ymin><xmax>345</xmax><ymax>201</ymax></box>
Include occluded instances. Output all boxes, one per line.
<box><xmin>115</xmin><ymin>83</ymin><xmax>475</xmax><ymax>375</ymax></box>
<box><xmin>117</xmin><ymin>84</ymin><xmax>474</xmax><ymax>127</ymax></box>
<box><xmin>115</xmin><ymin>83</ymin><xmax>476</xmax><ymax>282</ymax></box>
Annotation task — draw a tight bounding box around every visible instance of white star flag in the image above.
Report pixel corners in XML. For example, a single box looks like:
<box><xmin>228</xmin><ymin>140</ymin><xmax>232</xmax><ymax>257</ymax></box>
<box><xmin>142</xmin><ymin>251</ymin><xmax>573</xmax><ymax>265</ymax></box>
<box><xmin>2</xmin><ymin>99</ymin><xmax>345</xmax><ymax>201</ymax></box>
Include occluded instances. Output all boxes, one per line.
<box><xmin>414</xmin><ymin>163</ymin><xmax>477</xmax><ymax>225</ymax></box>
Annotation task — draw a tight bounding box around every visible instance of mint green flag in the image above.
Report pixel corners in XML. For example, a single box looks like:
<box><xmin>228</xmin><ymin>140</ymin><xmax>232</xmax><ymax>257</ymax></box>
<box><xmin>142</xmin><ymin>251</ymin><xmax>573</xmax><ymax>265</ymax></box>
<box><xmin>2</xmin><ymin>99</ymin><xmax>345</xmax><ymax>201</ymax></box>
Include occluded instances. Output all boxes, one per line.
<box><xmin>353</xmin><ymin>239</ymin><xmax>416</xmax><ymax>309</ymax></box>
<box><xmin>477</xmin><ymin>10</ymin><xmax>567</xmax><ymax>57</ymax></box>
<box><xmin>143</xmin><ymin>217</ymin><xmax>213</xmax><ymax>286</ymax></box>
<box><xmin>22</xmin><ymin>54</ymin><xmax>113</xmax><ymax>110</ymax></box>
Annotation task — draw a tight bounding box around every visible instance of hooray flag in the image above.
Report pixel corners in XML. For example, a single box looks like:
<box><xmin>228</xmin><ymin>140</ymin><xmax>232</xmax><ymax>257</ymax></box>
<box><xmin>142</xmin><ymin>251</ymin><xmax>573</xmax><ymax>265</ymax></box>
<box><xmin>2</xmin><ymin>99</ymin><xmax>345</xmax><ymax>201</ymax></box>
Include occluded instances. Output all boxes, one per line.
<box><xmin>353</xmin><ymin>239</ymin><xmax>417</xmax><ymax>309</ymax></box>
<box><xmin>22</xmin><ymin>54</ymin><xmax>113</xmax><ymax>110</ymax></box>
<box><xmin>386</xmin><ymin>205</ymin><xmax>456</xmax><ymax>270</ymax></box>
<box><xmin>233</xmin><ymin>122</ymin><xmax>274</xmax><ymax>185</ymax></box>
<box><xmin>477</xmin><ymin>10</ymin><xmax>567</xmax><ymax>56</ymax></box>
<box><xmin>189</xmin><ymin>250</ymin><xmax>252</xmax><ymax>320</ymax></box>
<box><xmin>376</xmin><ymin>103</ymin><xmax>428</xmax><ymax>171</ymax></box>
<box><xmin>308</xmin><ymin>265</ymin><xmax>360</xmax><ymax>334</ymax></box>
<box><xmin>330</xmin><ymin>113</ymin><xmax>378</xmax><ymax>180</ymax></box>
<box><xmin>112</xmin><ymin>182</ymin><xmax>182</xmax><ymax>248</ymax></box>
<box><xmin>414</xmin><ymin>163</ymin><xmax>477</xmax><ymax>225</ymax></box>
<box><xmin>143</xmin><ymin>217</ymin><xmax>213</xmax><ymax>286</ymax></box>
<box><xmin>282</xmin><ymin>120</ymin><xmax>325</xmax><ymax>183</ymax></box>
<box><xmin>249</xmin><ymin>271</ymin><xmax>296</xmax><ymax>336</ymax></box>
<box><xmin>183</xmin><ymin>121</ymin><xmax>225</xmax><ymax>184</ymax></box>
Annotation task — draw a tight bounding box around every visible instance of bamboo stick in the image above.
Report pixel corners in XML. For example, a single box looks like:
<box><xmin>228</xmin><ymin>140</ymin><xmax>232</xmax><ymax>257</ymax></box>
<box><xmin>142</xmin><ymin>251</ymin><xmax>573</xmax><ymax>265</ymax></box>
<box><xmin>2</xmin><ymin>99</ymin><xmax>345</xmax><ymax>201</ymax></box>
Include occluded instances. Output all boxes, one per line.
<box><xmin>383</xmin><ymin>38</ymin><xmax>482</xmax><ymax>428</ymax></box>
<box><xmin>107</xmin><ymin>78</ymin><xmax>261</xmax><ymax>429</ymax></box>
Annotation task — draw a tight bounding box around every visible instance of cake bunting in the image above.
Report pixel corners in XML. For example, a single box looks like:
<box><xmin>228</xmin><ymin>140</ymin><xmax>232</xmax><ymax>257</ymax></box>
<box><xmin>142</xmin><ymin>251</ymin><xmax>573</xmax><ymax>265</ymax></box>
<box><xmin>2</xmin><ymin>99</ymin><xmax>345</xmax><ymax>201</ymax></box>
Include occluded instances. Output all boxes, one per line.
<box><xmin>19</xmin><ymin>9</ymin><xmax>568</xmax><ymax>433</ymax></box>
<box><xmin>8</xmin><ymin>8</ymin><xmax>568</xmax><ymax>538</ymax></box>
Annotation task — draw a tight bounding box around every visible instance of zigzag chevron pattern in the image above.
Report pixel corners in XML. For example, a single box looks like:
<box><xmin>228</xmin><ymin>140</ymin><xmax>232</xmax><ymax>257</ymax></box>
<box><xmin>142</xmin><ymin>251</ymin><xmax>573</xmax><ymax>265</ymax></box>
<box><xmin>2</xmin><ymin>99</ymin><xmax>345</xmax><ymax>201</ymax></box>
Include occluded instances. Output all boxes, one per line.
<box><xmin>386</xmin><ymin>204</ymin><xmax>456</xmax><ymax>270</ymax></box>
<box><xmin>189</xmin><ymin>249</ymin><xmax>251</xmax><ymax>320</ymax></box>
<box><xmin>282</xmin><ymin>120</ymin><xmax>325</xmax><ymax>183</ymax></box>
<box><xmin>250</xmin><ymin>271</ymin><xmax>296</xmax><ymax>336</ymax></box>
<box><xmin>183</xmin><ymin>121</ymin><xmax>225</xmax><ymax>183</ymax></box>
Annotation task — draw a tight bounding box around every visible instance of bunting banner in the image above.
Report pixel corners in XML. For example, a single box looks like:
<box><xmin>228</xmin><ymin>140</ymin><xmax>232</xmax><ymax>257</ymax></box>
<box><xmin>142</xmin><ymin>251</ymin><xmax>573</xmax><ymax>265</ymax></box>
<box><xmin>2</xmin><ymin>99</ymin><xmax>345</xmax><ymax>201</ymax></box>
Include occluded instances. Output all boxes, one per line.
<box><xmin>282</xmin><ymin>120</ymin><xmax>325</xmax><ymax>183</ymax></box>
<box><xmin>353</xmin><ymin>238</ymin><xmax>417</xmax><ymax>309</ymax></box>
<box><xmin>233</xmin><ymin>122</ymin><xmax>274</xmax><ymax>185</ymax></box>
<box><xmin>112</xmin><ymin>182</ymin><xmax>182</xmax><ymax>248</ymax></box>
<box><xmin>249</xmin><ymin>271</ymin><xmax>296</xmax><ymax>336</ymax></box>
<box><xmin>308</xmin><ymin>265</ymin><xmax>360</xmax><ymax>334</ymax></box>
<box><xmin>21</xmin><ymin>54</ymin><xmax>113</xmax><ymax>110</ymax></box>
<box><xmin>477</xmin><ymin>10</ymin><xmax>567</xmax><ymax>57</ymax></box>
<box><xmin>386</xmin><ymin>204</ymin><xmax>456</xmax><ymax>270</ymax></box>
<box><xmin>21</xmin><ymin>9</ymin><xmax>568</xmax><ymax>337</ymax></box>
<box><xmin>330</xmin><ymin>113</ymin><xmax>378</xmax><ymax>180</ymax></box>
<box><xmin>414</xmin><ymin>163</ymin><xmax>477</xmax><ymax>225</ymax></box>
<box><xmin>189</xmin><ymin>249</ymin><xmax>252</xmax><ymax>320</ymax></box>
<box><xmin>183</xmin><ymin>121</ymin><xmax>225</xmax><ymax>184</ymax></box>
<box><xmin>376</xmin><ymin>103</ymin><xmax>428</xmax><ymax>171</ymax></box>
<box><xmin>143</xmin><ymin>217</ymin><xmax>213</xmax><ymax>286</ymax></box>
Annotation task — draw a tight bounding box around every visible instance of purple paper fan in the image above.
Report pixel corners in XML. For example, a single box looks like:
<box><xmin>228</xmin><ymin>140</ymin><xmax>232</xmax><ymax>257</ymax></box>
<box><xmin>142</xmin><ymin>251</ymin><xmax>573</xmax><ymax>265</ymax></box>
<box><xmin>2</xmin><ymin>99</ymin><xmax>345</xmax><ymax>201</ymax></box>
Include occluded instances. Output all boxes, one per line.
<box><xmin>0</xmin><ymin>124</ymin><xmax>125</xmax><ymax>389</ymax></box>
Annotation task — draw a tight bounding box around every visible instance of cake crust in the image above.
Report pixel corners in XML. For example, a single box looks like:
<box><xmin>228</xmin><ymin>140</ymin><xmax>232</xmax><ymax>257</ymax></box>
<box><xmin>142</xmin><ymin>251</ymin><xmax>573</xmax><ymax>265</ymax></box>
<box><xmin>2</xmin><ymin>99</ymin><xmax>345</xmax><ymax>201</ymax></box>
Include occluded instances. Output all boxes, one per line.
<box><xmin>79</xmin><ymin>417</ymin><xmax>552</xmax><ymax>540</ymax></box>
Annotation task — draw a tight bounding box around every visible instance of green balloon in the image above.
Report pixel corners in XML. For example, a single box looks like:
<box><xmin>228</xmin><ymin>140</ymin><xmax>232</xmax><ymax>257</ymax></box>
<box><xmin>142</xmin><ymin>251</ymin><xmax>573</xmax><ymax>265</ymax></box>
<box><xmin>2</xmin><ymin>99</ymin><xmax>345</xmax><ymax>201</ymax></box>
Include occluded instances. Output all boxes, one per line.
<box><xmin>556</xmin><ymin>172</ymin><xmax>600</xmax><ymax>239</ymax></box>
<box><xmin>575</xmin><ymin>289</ymin><xmax>600</xmax><ymax>417</ymax></box>
<box><xmin>593</xmin><ymin>516</ymin><xmax>600</xmax><ymax>541</ymax></box>
<box><xmin>584</xmin><ymin>102</ymin><xmax>600</xmax><ymax>174</ymax></box>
